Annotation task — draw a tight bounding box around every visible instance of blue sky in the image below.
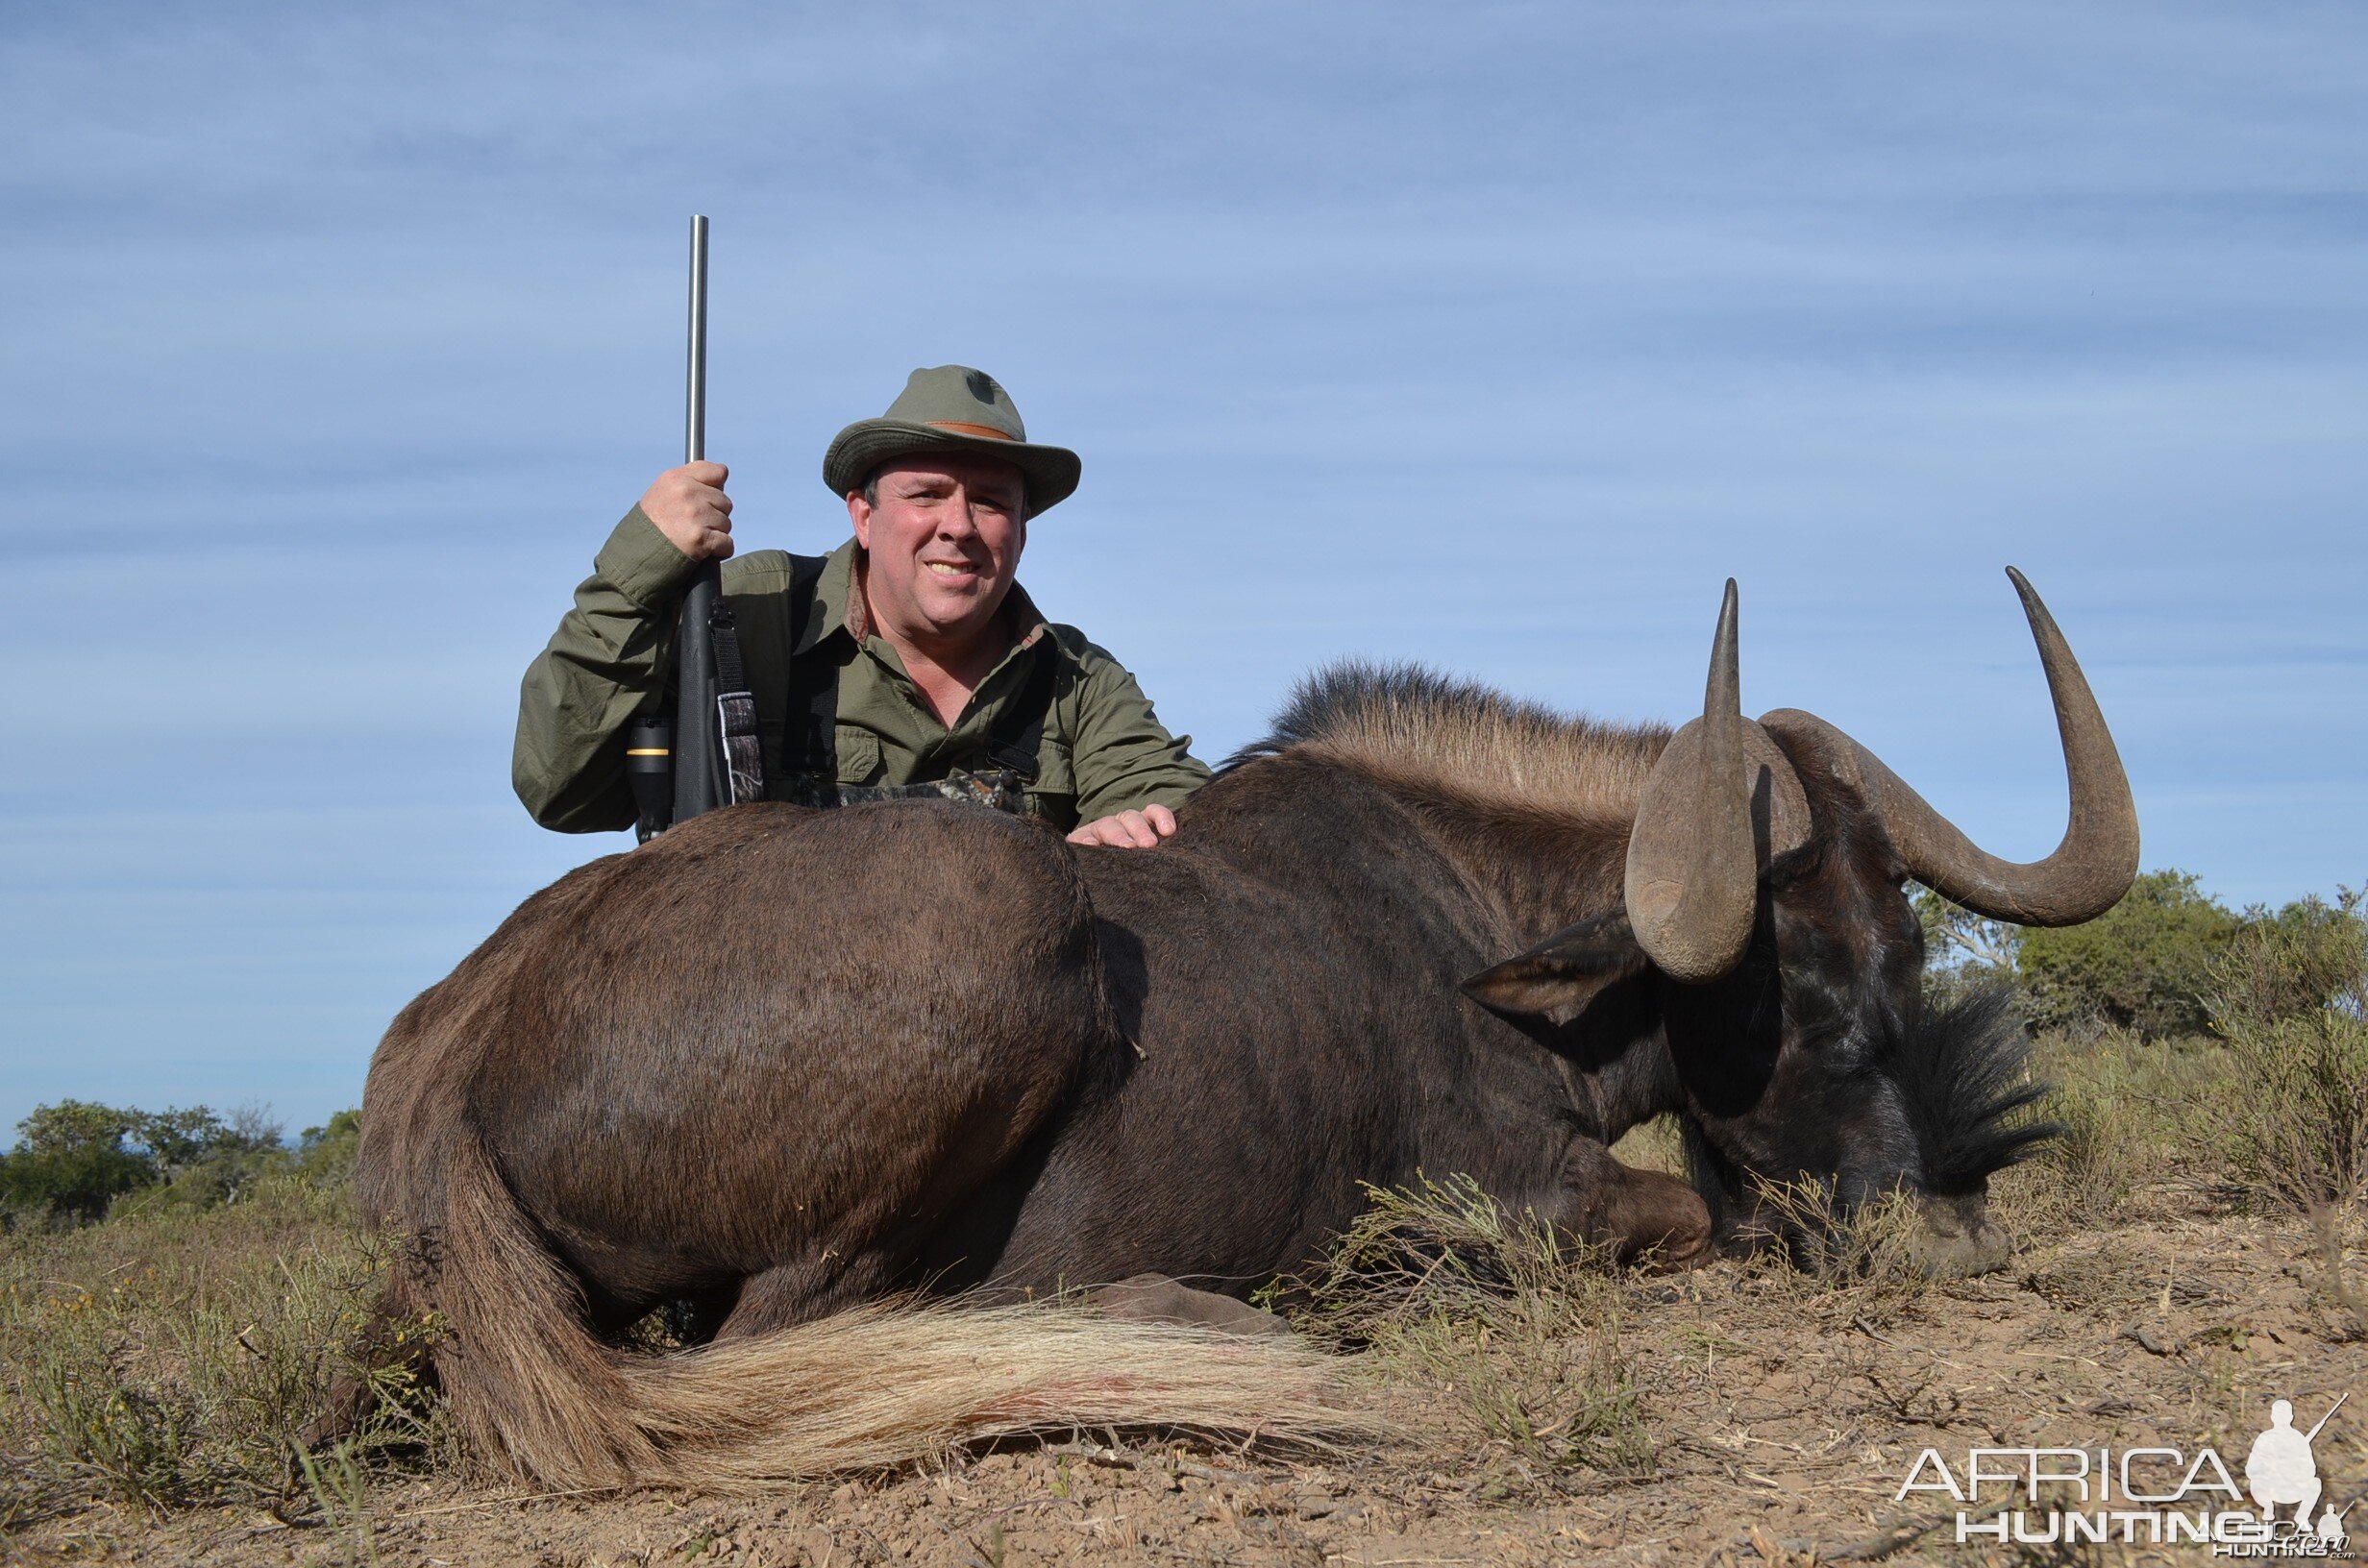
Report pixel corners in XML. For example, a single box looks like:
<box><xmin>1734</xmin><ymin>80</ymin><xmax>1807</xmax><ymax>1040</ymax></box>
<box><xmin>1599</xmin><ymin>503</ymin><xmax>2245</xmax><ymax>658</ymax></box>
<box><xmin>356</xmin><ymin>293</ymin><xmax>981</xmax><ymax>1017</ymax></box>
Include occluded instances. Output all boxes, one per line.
<box><xmin>3</xmin><ymin>1</ymin><xmax>2363</xmax><ymax>1140</ymax></box>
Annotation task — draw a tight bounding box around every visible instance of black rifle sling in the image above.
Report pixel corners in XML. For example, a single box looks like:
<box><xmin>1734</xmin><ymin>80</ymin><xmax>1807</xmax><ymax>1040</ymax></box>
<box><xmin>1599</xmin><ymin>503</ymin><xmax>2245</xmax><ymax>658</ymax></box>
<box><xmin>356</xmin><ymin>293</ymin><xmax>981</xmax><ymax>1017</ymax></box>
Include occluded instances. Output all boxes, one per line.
<box><xmin>781</xmin><ymin>552</ymin><xmax>840</xmax><ymax>799</ymax></box>
<box><xmin>778</xmin><ymin>552</ymin><xmax>1055</xmax><ymax>803</ymax></box>
<box><xmin>707</xmin><ymin>595</ymin><xmax>764</xmax><ymax>806</ymax></box>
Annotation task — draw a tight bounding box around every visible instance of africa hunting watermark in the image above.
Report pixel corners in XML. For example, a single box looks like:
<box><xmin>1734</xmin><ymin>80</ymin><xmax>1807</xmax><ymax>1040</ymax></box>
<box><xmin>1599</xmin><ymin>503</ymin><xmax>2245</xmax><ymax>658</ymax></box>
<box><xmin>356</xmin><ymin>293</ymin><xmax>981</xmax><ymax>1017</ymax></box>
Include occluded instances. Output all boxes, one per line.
<box><xmin>1893</xmin><ymin>1394</ymin><xmax>2352</xmax><ymax>1554</ymax></box>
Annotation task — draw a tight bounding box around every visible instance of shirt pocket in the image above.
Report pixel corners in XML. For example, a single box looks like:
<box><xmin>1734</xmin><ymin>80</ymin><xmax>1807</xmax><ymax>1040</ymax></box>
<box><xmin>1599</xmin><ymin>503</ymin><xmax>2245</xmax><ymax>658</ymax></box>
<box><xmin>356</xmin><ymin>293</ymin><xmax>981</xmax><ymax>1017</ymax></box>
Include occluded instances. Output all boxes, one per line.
<box><xmin>834</xmin><ymin>725</ymin><xmax>884</xmax><ymax>786</ymax></box>
<box><xmin>1024</xmin><ymin>738</ymin><xmax>1079</xmax><ymax>828</ymax></box>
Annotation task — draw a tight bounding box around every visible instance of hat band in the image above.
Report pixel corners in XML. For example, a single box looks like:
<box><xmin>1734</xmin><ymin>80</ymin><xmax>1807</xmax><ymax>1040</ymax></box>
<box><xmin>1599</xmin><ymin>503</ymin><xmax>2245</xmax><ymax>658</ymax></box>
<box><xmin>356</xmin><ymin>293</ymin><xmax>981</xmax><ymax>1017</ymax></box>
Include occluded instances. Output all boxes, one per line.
<box><xmin>925</xmin><ymin>421</ymin><xmax>1018</xmax><ymax>442</ymax></box>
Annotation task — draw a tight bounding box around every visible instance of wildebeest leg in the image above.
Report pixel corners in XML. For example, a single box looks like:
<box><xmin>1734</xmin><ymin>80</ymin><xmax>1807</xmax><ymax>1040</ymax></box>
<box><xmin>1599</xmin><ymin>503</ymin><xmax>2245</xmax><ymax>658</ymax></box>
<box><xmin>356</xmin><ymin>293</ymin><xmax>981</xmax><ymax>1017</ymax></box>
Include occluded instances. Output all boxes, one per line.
<box><xmin>711</xmin><ymin>1251</ymin><xmax>905</xmax><ymax>1340</ymax></box>
<box><xmin>1092</xmin><ymin>1274</ymin><xmax>1293</xmax><ymax>1338</ymax></box>
<box><xmin>1550</xmin><ymin>1138</ymin><xmax>1712</xmax><ymax>1268</ymax></box>
<box><xmin>302</xmin><ymin>1288</ymin><xmax>436</xmax><ymax>1448</ymax></box>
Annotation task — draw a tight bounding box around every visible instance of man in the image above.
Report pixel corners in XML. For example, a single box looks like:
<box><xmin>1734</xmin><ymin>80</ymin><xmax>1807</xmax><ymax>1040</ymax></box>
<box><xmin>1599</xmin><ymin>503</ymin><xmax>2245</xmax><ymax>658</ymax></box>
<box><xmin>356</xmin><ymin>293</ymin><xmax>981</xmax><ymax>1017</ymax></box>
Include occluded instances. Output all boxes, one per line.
<box><xmin>515</xmin><ymin>365</ymin><xmax>1208</xmax><ymax>845</ymax></box>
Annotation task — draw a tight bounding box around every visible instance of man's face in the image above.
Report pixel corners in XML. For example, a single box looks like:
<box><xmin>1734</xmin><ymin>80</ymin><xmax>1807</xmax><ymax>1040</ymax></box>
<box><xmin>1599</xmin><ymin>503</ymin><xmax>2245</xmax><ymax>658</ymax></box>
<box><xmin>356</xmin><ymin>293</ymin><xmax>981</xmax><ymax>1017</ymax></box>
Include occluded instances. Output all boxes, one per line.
<box><xmin>848</xmin><ymin>453</ymin><xmax>1027</xmax><ymax>649</ymax></box>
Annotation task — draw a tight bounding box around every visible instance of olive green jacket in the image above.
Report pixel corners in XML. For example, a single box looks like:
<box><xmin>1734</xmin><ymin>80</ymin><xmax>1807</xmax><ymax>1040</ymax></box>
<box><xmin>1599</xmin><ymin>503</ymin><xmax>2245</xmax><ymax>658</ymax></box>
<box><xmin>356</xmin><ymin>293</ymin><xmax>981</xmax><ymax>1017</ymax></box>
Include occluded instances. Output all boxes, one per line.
<box><xmin>514</xmin><ymin>507</ymin><xmax>1211</xmax><ymax>833</ymax></box>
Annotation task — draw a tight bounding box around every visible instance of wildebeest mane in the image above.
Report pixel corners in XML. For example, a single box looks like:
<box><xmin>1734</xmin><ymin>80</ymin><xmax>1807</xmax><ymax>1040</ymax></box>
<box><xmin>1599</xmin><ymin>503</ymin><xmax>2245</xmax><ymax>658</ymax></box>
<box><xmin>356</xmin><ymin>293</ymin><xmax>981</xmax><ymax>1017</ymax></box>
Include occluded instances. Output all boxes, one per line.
<box><xmin>1223</xmin><ymin>661</ymin><xmax>1669</xmax><ymax>824</ymax></box>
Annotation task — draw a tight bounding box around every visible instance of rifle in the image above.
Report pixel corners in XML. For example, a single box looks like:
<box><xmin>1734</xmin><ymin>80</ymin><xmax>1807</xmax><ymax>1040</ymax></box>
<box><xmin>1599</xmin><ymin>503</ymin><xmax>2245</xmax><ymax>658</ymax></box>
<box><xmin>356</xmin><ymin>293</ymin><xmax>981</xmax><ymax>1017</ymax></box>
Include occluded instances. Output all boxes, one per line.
<box><xmin>628</xmin><ymin>216</ymin><xmax>762</xmax><ymax>838</ymax></box>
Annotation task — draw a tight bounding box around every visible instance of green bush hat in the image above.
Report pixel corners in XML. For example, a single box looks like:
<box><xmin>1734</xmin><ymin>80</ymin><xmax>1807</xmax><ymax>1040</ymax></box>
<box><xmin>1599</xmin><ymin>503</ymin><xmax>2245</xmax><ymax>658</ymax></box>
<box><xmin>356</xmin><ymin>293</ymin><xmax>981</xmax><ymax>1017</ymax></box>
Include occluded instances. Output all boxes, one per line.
<box><xmin>822</xmin><ymin>365</ymin><xmax>1083</xmax><ymax>516</ymax></box>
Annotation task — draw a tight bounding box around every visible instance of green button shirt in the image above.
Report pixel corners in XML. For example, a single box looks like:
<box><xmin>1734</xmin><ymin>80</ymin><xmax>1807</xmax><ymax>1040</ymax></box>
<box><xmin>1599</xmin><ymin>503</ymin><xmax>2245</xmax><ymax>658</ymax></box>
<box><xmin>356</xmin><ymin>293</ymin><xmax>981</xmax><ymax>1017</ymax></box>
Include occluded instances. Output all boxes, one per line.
<box><xmin>514</xmin><ymin>507</ymin><xmax>1212</xmax><ymax>833</ymax></box>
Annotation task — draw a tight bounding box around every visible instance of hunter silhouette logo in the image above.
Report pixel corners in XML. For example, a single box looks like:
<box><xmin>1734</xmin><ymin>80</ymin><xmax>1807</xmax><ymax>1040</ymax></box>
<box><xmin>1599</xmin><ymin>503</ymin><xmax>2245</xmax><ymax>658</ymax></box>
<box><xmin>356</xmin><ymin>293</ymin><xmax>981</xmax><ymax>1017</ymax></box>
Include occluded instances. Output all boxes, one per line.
<box><xmin>1893</xmin><ymin>1390</ymin><xmax>2355</xmax><ymax>1553</ymax></box>
<box><xmin>2246</xmin><ymin>1395</ymin><xmax>2346</xmax><ymax>1539</ymax></box>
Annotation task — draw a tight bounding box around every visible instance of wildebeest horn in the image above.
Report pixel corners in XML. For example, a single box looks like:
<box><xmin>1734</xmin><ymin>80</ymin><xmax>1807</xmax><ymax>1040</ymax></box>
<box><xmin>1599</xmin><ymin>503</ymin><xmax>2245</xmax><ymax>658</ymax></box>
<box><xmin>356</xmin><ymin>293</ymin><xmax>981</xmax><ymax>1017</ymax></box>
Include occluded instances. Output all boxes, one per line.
<box><xmin>1624</xmin><ymin>580</ymin><xmax>1759</xmax><ymax>983</ymax></box>
<box><xmin>1760</xmin><ymin>568</ymin><xmax>2139</xmax><ymax>926</ymax></box>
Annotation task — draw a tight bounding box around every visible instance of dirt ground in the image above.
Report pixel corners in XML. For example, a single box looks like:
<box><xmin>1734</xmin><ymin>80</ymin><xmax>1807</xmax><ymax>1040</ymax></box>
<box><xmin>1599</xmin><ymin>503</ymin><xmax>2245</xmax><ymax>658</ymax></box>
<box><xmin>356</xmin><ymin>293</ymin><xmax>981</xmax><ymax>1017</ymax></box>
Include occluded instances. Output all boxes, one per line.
<box><xmin>15</xmin><ymin>1167</ymin><xmax>2362</xmax><ymax>1568</ymax></box>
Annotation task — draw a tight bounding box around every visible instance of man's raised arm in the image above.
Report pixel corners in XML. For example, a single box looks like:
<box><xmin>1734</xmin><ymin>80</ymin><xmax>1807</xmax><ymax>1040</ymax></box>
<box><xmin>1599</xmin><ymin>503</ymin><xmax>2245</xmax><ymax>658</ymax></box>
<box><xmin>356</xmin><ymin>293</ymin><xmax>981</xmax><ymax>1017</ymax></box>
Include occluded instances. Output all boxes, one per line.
<box><xmin>512</xmin><ymin>465</ymin><xmax>734</xmax><ymax>832</ymax></box>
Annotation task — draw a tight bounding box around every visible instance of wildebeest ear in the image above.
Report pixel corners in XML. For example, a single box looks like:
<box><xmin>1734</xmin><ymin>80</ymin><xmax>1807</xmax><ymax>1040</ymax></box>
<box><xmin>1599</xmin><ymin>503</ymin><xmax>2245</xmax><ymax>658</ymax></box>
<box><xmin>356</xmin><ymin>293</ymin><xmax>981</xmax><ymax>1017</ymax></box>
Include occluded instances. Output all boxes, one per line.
<box><xmin>1462</xmin><ymin>913</ymin><xmax>1648</xmax><ymax>1015</ymax></box>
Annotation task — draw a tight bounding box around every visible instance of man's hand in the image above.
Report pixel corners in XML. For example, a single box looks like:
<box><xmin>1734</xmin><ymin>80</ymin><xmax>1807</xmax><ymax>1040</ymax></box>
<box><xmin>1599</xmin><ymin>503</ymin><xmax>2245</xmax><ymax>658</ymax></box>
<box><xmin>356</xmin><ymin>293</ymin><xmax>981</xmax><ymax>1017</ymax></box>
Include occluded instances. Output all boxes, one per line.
<box><xmin>641</xmin><ymin>462</ymin><xmax>735</xmax><ymax>562</ymax></box>
<box><xmin>1067</xmin><ymin>803</ymin><xmax>1178</xmax><ymax>849</ymax></box>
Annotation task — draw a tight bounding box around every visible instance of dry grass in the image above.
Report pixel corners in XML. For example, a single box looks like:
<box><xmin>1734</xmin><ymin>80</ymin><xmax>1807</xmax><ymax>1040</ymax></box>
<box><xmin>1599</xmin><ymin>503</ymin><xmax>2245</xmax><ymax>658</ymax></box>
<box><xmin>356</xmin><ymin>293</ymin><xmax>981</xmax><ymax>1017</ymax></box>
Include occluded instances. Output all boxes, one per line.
<box><xmin>1995</xmin><ymin>1027</ymin><xmax>2228</xmax><ymax>1229</ymax></box>
<box><xmin>0</xmin><ymin>1177</ymin><xmax>1374</xmax><ymax>1553</ymax></box>
<box><xmin>2212</xmin><ymin>1010</ymin><xmax>2368</xmax><ymax>1215</ymax></box>
<box><xmin>1728</xmin><ymin>1178</ymin><xmax>1936</xmax><ymax>1327</ymax></box>
<box><xmin>0</xmin><ymin>1169</ymin><xmax>447</xmax><ymax>1548</ymax></box>
<box><xmin>1609</xmin><ymin>1115</ymin><xmax>1686</xmax><ymax>1176</ymax></box>
<box><xmin>1279</xmin><ymin>1173</ymin><xmax>1651</xmax><ymax>1497</ymax></box>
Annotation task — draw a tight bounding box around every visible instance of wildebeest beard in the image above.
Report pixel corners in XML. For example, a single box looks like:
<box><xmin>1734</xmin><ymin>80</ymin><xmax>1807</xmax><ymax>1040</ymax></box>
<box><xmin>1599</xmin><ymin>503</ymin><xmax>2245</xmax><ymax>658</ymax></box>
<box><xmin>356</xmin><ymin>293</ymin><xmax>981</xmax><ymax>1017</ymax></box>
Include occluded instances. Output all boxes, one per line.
<box><xmin>1681</xmin><ymin>978</ymin><xmax>2057</xmax><ymax>1251</ymax></box>
<box><xmin>353</xmin><ymin>571</ymin><xmax>2135</xmax><ymax>1489</ymax></box>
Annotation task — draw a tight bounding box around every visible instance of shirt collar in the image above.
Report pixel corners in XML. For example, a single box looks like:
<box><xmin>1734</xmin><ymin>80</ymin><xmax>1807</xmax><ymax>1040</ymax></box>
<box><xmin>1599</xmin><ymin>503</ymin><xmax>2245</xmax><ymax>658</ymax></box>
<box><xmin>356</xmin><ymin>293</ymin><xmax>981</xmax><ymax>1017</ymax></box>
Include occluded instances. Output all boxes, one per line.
<box><xmin>796</xmin><ymin>536</ymin><xmax>1060</xmax><ymax>663</ymax></box>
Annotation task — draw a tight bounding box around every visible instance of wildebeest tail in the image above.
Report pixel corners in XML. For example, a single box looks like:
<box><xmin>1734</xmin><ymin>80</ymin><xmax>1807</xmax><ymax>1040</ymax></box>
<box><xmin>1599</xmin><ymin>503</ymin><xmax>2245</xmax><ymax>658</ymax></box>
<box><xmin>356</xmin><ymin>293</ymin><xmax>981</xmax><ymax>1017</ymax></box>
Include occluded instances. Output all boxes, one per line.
<box><xmin>610</xmin><ymin>1300</ymin><xmax>1367</xmax><ymax>1486</ymax></box>
<box><xmin>414</xmin><ymin>1120</ymin><xmax>664</xmax><ymax>1485</ymax></box>
<box><xmin>404</xmin><ymin>1126</ymin><xmax>1365</xmax><ymax>1488</ymax></box>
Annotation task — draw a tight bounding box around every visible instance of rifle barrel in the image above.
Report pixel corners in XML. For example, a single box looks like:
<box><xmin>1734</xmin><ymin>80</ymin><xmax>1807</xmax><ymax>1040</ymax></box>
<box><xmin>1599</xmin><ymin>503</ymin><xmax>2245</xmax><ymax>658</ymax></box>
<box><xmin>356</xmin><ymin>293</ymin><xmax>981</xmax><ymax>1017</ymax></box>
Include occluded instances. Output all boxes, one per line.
<box><xmin>672</xmin><ymin>215</ymin><xmax>722</xmax><ymax>821</ymax></box>
<box><xmin>685</xmin><ymin>215</ymin><xmax>707</xmax><ymax>464</ymax></box>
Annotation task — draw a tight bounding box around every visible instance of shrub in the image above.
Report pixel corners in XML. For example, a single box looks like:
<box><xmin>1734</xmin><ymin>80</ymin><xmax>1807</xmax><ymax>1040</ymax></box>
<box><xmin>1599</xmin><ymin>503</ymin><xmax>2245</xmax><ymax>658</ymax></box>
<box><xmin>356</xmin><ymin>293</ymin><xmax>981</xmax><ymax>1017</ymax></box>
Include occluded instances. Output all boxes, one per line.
<box><xmin>2212</xmin><ymin>1015</ymin><xmax>2368</xmax><ymax>1217</ymax></box>
<box><xmin>1914</xmin><ymin>885</ymin><xmax>2022</xmax><ymax>973</ymax></box>
<box><xmin>2003</xmin><ymin>1028</ymin><xmax>2232</xmax><ymax>1226</ymax></box>
<box><xmin>0</xmin><ymin>1168</ymin><xmax>442</xmax><ymax>1531</ymax></box>
<box><xmin>2211</xmin><ymin>890</ymin><xmax>2368</xmax><ymax>1030</ymax></box>
<box><xmin>2015</xmin><ymin>870</ymin><xmax>2240</xmax><ymax>1039</ymax></box>
<box><xmin>0</xmin><ymin>1100</ymin><xmax>360</xmax><ymax>1231</ymax></box>
<box><xmin>2206</xmin><ymin>890</ymin><xmax>2368</xmax><ymax>1220</ymax></box>
<box><xmin>0</xmin><ymin>1103</ymin><xmax>158</xmax><ymax>1226</ymax></box>
<box><xmin>296</xmin><ymin>1109</ymin><xmax>362</xmax><ymax>1189</ymax></box>
<box><xmin>1914</xmin><ymin>886</ymin><xmax>2026</xmax><ymax>1016</ymax></box>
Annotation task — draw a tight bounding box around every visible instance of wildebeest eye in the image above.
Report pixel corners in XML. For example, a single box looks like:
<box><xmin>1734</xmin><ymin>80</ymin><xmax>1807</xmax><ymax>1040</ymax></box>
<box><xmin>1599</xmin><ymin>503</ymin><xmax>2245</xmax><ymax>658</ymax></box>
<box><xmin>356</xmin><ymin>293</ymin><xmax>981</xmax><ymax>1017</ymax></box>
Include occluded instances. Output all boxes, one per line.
<box><xmin>1463</xmin><ymin>912</ymin><xmax>1647</xmax><ymax>1016</ymax></box>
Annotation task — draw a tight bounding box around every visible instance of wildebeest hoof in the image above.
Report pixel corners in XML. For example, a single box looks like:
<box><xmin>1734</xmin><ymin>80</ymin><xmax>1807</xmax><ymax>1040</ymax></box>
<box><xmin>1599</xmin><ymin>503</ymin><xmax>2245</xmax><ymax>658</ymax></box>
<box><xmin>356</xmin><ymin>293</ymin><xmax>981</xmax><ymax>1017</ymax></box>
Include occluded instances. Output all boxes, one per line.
<box><xmin>1092</xmin><ymin>1274</ymin><xmax>1294</xmax><ymax>1338</ymax></box>
<box><xmin>1615</xmin><ymin>1169</ymin><xmax>1715</xmax><ymax>1270</ymax></box>
<box><xmin>1907</xmin><ymin>1193</ymin><xmax>2011</xmax><ymax>1278</ymax></box>
<box><xmin>1567</xmin><ymin>1154</ymin><xmax>1715</xmax><ymax>1271</ymax></box>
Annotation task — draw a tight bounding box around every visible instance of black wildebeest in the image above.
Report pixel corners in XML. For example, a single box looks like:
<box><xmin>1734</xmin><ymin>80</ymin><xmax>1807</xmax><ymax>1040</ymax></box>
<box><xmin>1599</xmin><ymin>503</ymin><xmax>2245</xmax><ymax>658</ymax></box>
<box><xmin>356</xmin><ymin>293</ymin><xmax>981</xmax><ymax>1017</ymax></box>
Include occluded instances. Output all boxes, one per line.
<box><xmin>358</xmin><ymin>570</ymin><xmax>2136</xmax><ymax>1485</ymax></box>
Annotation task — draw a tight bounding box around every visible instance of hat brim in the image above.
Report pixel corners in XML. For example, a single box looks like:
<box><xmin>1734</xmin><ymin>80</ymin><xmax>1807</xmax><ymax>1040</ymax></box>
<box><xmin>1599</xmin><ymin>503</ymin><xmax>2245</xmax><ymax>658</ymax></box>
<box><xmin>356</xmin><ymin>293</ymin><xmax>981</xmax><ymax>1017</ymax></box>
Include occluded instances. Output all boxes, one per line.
<box><xmin>823</xmin><ymin>421</ymin><xmax>1081</xmax><ymax>516</ymax></box>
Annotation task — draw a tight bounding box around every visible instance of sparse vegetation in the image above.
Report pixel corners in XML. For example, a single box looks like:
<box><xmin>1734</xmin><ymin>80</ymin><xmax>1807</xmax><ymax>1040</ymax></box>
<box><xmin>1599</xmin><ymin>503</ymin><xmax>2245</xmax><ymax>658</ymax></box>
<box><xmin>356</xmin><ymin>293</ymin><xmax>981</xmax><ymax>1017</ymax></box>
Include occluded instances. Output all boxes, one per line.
<box><xmin>1730</xmin><ymin>1178</ymin><xmax>1935</xmax><ymax>1324</ymax></box>
<box><xmin>0</xmin><ymin>1099</ymin><xmax>361</xmax><ymax>1233</ymax></box>
<box><xmin>2206</xmin><ymin>889</ymin><xmax>2368</xmax><ymax>1229</ymax></box>
<box><xmin>0</xmin><ymin>1121</ymin><xmax>441</xmax><ymax>1548</ymax></box>
<box><xmin>1285</xmin><ymin>1173</ymin><xmax>1651</xmax><ymax>1493</ymax></box>
<box><xmin>2006</xmin><ymin>1026</ymin><xmax>2229</xmax><ymax>1224</ymax></box>
<box><xmin>1919</xmin><ymin>868</ymin><xmax>2362</xmax><ymax>1041</ymax></box>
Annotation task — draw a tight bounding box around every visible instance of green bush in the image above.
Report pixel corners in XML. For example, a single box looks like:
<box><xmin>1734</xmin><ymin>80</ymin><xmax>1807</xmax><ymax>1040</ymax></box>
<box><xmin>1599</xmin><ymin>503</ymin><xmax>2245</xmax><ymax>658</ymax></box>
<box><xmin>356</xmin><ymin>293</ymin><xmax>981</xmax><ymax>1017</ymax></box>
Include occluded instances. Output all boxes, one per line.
<box><xmin>0</xmin><ymin>1101</ymin><xmax>361</xmax><ymax>1231</ymax></box>
<box><xmin>0</xmin><ymin>1103</ymin><xmax>158</xmax><ymax>1226</ymax></box>
<box><xmin>2014</xmin><ymin>870</ymin><xmax>2240</xmax><ymax>1039</ymax></box>
<box><xmin>1914</xmin><ymin>886</ymin><xmax>2026</xmax><ymax>1015</ymax></box>
<box><xmin>296</xmin><ymin>1109</ymin><xmax>362</xmax><ymax>1189</ymax></box>
<box><xmin>1925</xmin><ymin>870</ymin><xmax>2368</xmax><ymax>1042</ymax></box>
<box><xmin>2210</xmin><ymin>890</ymin><xmax>2368</xmax><ymax>1030</ymax></box>
<box><xmin>2206</xmin><ymin>889</ymin><xmax>2368</xmax><ymax>1219</ymax></box>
